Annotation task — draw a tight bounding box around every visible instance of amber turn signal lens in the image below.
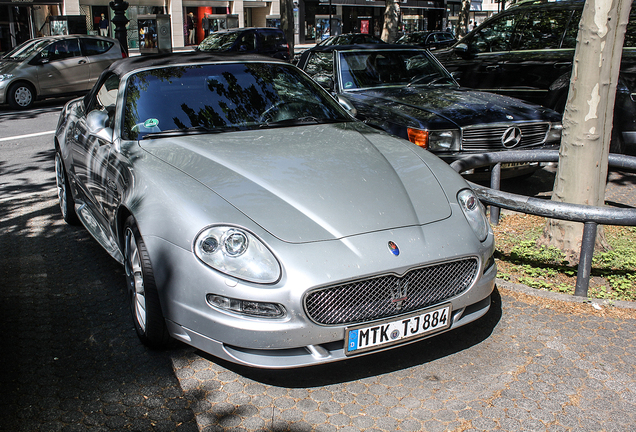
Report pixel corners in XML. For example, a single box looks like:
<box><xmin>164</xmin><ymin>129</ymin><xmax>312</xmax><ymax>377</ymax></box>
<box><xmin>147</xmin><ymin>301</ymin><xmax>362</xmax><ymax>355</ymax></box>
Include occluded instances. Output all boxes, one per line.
<box><xmin>407</xmin><ymin>128</ymin><xmax>429</xmax><ymax>148</ymax></box>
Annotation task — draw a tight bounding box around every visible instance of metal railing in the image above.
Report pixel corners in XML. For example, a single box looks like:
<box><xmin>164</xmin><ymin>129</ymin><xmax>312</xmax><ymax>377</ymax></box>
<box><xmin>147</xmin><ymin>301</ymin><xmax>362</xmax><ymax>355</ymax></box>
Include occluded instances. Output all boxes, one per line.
<box><xmin>450</xmin><ymin>150</ymin><xmax>636</xmax><ymax>297</ymax></box>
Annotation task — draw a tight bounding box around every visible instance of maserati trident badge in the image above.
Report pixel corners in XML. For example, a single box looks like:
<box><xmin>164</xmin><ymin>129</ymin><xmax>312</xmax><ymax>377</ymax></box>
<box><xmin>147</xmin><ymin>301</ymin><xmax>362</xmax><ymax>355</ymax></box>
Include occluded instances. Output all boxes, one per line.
<box><xmin>390</xmin><ymin>279</ymin><xmax>408</xmax><ymax>310</ymax></box>
<box><xmin>388</xmin><ymin>241</ymin><xmax>400</xmax><ymax>256</ymax></box>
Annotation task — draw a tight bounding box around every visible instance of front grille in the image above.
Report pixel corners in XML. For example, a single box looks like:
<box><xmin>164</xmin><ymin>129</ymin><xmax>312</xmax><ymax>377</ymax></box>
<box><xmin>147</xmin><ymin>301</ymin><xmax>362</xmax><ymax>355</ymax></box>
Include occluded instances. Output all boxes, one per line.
<box><xmin>462</xmin><ymin>123</ymin><xmax>550</xmax><ymax>151</ymax></box>
<box><xmin>304</xmin><ymin>258</ymin><xmax>479</xmax><ymax>326</ymax></box>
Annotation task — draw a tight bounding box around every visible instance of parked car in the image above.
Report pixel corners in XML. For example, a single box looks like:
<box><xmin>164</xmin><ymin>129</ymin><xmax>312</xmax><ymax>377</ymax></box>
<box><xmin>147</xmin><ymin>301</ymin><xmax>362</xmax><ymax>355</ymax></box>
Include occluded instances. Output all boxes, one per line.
<box><xmin>196</xmin><ymin>27</ymin><xmax>290</xmax><ymax>62</ymax></box>
<box><xmin>434</xmin><ymin>0</ymin><xmax>636</xmax><ymax>154</ymax></box>
<box><xmin>317</xmin><ymin>33</ymin><xmax>385</xmax><ymax>47</ymax></box>
<box><xmin>297</xmin><ymin>44</ymin><xmax>562</xmax><ymax>177</ymax></box>
<box><xmin>294</xmin><ymin>33</ymin><xmax>385</xmax><ymax>65</ymax></box>
<box><xmin>54</xmin><ymin>51</ymin><xmax>496</xmax><ymax>368</ymax></box>
<box><xmin>0</xmin><ymin>35</ymin><xmax>126</xmax><ymax>109</ymax></box>
<box><xmin>397</xmin><ymin>31</ymin><xmax>457</xmax><ymax>51</ymax></box>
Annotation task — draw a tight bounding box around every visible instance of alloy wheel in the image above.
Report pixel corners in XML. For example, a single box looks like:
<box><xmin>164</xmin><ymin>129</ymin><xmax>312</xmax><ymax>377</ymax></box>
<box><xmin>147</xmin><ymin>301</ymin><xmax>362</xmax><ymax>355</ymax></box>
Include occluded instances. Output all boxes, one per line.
<box><xmin>55</xmin><ymin>153</ymin><xmax>68</xmax><ymax>220</ymax></box>
<box><xmin>125</xmin><ymin>228</ymin><xmax>147</xmax><ymax>332</ymax></box>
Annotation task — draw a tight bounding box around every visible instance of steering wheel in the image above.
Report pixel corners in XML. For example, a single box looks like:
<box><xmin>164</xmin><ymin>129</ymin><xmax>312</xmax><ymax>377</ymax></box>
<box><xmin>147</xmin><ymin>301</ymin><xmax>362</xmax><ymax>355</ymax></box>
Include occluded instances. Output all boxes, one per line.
<box><xmin>259</xmin><ymin>101</ymin><xmax>286</xmax><ymax>123</ymax></box>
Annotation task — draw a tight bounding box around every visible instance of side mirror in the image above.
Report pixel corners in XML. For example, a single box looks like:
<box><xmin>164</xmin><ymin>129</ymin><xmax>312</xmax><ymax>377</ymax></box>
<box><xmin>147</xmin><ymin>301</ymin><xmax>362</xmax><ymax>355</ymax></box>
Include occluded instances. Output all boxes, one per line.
<box><xmin>337</xmin><ymin>96</ymin><xmax>357</xmax><ymax>117</ymax></box>
<box><xmin>29</xmin><ymin>55</ymin><xmax>49</xmax><ymax>66</ymax></box>
<box><xmin>454</xmin><ymin>43</ymin><xmax>469</xmax><ymax>57</ymax></box>
<box><xmin>314</xmin><ymin>75</ymin><xmax>334</xmax><ymax>91</ymax></box>
<box><xmin>86</xmin><ymin>110</ymin><xmax>113</xmax><ymax>143</ymax></box>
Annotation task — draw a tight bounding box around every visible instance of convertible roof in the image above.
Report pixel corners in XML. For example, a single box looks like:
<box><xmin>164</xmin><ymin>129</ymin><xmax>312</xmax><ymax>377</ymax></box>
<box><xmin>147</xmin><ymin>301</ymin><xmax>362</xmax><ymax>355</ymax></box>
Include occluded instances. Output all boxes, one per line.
<box><xmin>305</xmin><ymin>43</ymin><xmax>422</xmax><ymax>54</ymax></box>
<box><xmin>105</xmin><ymin>51</ymin><xmax>285</xmax><ymax>77</ymax></box>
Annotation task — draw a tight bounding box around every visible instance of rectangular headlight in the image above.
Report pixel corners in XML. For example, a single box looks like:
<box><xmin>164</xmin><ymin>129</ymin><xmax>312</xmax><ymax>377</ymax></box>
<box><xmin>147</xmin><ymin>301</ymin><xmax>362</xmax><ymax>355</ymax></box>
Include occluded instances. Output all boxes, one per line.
<box><xmin>407</xmin><ymin>128</ymin><xmax>460</xmax><ymax>151</ymax></box>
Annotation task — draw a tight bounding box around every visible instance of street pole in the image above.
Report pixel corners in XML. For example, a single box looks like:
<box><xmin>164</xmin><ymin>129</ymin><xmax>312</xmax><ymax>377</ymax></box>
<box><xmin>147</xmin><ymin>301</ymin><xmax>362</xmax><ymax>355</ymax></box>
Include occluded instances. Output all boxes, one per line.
<box><xmin>109</xmin><ymin>0</ymin><xmax>130</xmax><ymax>56</ymax></box>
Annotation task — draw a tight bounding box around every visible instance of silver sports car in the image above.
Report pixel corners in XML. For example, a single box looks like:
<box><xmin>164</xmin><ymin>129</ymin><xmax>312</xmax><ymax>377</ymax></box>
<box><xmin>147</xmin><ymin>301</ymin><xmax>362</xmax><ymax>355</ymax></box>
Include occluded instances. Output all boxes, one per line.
<box><xmin>54</xmin><ymin>52</ymin><xmax>496</xmax><ymax>368</ymax></box>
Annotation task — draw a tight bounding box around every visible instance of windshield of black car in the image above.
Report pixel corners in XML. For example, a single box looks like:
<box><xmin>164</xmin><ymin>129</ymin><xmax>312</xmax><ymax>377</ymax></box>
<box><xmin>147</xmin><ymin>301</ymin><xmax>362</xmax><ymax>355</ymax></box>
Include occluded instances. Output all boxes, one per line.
<box><xmin>337</xmin><ymin>50</ymin><xmax>455</xmax><ymax>90</ymax></box>
<box><xmin>122</xmin><ymin>63</ymin><xmax>352</xmax><ymax>140</ymax></box>
<box><xmin>2</xmin><ymin>39</ymin><xmax>50</xmax><ymax>60</ymax></box>
<box><xmin>197</xmin><ymin>32</ymin><xmax>240</xmax><ymax>51</ymax></box>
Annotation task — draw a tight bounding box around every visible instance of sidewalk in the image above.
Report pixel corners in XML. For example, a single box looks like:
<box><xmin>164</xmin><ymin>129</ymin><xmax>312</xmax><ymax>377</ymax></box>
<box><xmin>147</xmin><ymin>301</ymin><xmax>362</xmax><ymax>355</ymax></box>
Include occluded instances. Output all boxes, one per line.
<box><xmin>1</xmin><ymin>189</ymin><xmax>636</xmax><ymax>431</ymax></box>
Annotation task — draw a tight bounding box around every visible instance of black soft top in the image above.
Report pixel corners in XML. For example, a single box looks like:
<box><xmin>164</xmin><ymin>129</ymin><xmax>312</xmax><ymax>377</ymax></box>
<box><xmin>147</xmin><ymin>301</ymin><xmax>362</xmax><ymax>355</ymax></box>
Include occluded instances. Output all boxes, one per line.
<box><xmin>105</xmin><ymin>51</ymin><xmax>285</xmax><ymax>77</ymax></box>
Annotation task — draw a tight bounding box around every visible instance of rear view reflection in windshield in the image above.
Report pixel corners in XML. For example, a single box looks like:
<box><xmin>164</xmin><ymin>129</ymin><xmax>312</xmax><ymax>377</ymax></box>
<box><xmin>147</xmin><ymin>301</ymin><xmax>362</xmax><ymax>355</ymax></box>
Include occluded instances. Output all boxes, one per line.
<box><xmin>123</xmin><ymin>63</ymin><xmax>350</xmax><ymax>140</ymax></box>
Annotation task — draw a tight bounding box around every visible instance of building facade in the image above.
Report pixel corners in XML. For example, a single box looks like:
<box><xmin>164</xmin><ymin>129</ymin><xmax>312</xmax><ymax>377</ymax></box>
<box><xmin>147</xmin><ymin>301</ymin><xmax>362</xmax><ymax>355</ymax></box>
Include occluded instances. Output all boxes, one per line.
<box><xmin>1</xmin><ymin>0</ymin><xmax>499</xmax><ymax>53</ymax></box>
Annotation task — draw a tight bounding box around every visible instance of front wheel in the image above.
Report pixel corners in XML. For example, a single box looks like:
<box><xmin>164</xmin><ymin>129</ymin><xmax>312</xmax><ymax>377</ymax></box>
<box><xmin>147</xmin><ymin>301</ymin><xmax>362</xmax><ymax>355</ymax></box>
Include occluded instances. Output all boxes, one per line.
<box><xmin>124</xmin><ymin>216</ymin><xmax>172</xmax><ymax>347</ymax></box>
<box><xmin>55</xmin><ymin>151</ymin><xmax>80</xmax><ymax>225</ymax></box>
<box><xmin>8</xmin><ymin>82</ymin><xmax>35</xmax><ymax>109</ymax></box>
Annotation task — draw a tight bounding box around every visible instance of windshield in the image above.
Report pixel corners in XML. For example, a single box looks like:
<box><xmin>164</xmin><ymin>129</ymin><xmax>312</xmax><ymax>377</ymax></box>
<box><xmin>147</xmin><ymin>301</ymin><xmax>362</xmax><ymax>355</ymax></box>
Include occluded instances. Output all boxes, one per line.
<box><xmin>2</xmin><ymin>39</ymin><xmax>50</xmax><ymax>60</ymax></box>
<box><xmin>123</xmin><ymin>63</ymin><xmax>351</xmax><ymax>140</ymax></box>
<box><xmin>197</xmin><ymin>32</ymin><xmax>240</xmax><ymax>51</ymax></box>
<box><xmin>337</xmin><ymin>50</ymin><xmax>456</xmax><ymax>90</ymax></box>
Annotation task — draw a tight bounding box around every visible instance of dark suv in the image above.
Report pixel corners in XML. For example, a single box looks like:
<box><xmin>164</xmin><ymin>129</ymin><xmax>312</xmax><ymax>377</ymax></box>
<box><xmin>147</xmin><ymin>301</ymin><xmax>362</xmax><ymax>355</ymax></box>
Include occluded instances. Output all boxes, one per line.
<box><xmin>434</xmin><ymin>0</ymin><xmax>636</xmax><ymax>153</ymax></box>
<box><xmin>196</xmin><ymin>27</ymin><xmax>290</xmax><ymax>62</ymax></box>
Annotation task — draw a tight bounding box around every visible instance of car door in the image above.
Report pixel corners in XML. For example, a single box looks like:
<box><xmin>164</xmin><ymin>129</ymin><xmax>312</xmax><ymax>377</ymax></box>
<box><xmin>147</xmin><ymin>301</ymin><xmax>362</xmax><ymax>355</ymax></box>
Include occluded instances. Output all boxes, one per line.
<box><xmin>71</xmin><ymin>73</ymin><xmax>119</xmax><ymax>220</ymax></box>
<box><xmin>35</xmin><ymin>38</ymin><xmax>91</xmax><ymax>95</ymax></box>
<box><xmin>79</xmin><ymin>37</ymin><xmax>118</xmax><ymax>90</ymax></box>
<box><xmin>495</xmin><ymin>6</ymin><xmax>581</xmax><ymax>106</ymax></box>
<box><xmin>435</xmin><ymin>12</ymin><xmax>521</xmax><ymax>93</ymax></box>
<box><xmin>236</xmin><ymin>31</ymin><xmax>257</xmax><ymax>54</ymax></box>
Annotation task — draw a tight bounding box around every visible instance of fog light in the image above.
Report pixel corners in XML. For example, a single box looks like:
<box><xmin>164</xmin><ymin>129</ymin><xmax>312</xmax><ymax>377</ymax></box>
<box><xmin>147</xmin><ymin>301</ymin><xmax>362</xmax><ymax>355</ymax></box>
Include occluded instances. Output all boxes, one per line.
<box><xmin>206</xmin><ymin>294</ymin><xmax>286</xmax><ymax>318</ymax></box>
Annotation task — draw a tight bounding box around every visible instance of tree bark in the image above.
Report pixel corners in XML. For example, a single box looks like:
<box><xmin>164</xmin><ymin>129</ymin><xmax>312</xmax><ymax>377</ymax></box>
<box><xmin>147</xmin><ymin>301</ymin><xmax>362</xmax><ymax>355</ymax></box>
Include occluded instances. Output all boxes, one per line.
<box><xmin>540</xmin><ymin>0</ymin><xmax>632</xmax><ymax>262</ymax></box>
<box><xmin>457</xmin><ymin>0</ymin><xmax>471</xmax><ymax>38</ymax></box>
<box><xmin>280</xmin><ymin>0</ymin><xmax>294</xmax><ymax>57</ymax></box>
<box><xmin>381</xmin><ymin>0</ymin><xmax>400</xmax><ymax>43</ymax></box>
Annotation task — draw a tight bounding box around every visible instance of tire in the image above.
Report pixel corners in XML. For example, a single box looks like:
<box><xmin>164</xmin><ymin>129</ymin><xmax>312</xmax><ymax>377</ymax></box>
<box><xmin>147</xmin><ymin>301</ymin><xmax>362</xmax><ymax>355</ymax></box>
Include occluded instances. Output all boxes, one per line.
<box><xmin>124</xmin><ymin>216</ymin><xmax>172</xmax><ymax>348</ymax></box>
<box><xmin>7</xmin><ymin>82</ymin><xmax>35</xmax><ymax>109</ymax></box>
<box><xmin>55</xmin><ymin>151</ymin><xmax>80</xmax><ymax>225</ymax></box>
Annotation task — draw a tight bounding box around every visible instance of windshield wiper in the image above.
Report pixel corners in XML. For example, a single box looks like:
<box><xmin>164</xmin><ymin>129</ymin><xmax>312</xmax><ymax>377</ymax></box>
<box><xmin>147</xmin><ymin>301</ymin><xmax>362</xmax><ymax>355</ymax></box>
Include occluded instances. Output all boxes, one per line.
<box><xmin>407</xmin><ymin>75</ymin><xmax>453</xmax><ymax>88</ymax></box>
<box><xmin>259</xmin><ymin>116</ymin><xmax>343</xmax><ymax>128</ymax></box>
<box><xmin>142</xmin><ymin>125</ymin><xmax>241</xmax><ymax>139</ymax></box>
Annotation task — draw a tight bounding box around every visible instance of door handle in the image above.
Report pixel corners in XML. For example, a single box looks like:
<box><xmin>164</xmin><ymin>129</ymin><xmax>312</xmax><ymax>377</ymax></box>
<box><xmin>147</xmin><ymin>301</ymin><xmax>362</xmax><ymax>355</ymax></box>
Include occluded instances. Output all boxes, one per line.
<box><xmin>78</xmin><ymin>59</ymin><xmax>87</xmax><ymax>64</ymax></box>
<box><xmin>486</xmin><ymin>65</ymin><xmax>500</xmax><ymax>70</ymax></box>
<box><xmin>554</xmin><ymin>62</ymin><xmax>572</xmax><ymax>68</ymax></box>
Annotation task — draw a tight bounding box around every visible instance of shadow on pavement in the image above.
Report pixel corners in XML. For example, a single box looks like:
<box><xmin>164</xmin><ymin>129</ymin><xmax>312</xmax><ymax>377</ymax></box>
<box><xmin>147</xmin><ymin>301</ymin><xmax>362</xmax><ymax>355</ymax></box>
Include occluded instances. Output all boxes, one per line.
<box><xmin>0</xmin><ymin>194</ymin><xmax>197</xmax><ymax>431</ymax></box>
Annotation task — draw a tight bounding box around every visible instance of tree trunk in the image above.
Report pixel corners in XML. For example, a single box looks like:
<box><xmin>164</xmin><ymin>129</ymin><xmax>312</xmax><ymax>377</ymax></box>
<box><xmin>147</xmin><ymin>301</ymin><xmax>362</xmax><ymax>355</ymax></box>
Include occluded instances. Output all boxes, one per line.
<box><xmin>540</xmin><ymin>0</ymin><xmax>631</xmax><ymax>262</ymax></box>
<box><xmin>280</xmin><ymin>0</ymin><xmax>294</xmax><ymax>57</ymax></box>
<box><xmin>457</xmin><ymin>0</ymin><xmax>471</xmax><ymax>38</ymax></box>
<box><xmin>381</xmin><ymin>0</ymin><xmax>400</xmax><ymax>43</ymax></box>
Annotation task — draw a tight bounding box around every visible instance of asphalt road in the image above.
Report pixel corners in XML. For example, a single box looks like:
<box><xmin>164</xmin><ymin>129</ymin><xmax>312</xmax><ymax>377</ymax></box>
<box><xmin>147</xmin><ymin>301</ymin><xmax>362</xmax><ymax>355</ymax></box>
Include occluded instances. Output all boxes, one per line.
<box><xmin>1</xmin><ymin>97</ymin><xmax>636</xmax><ymax>432</ymax></box>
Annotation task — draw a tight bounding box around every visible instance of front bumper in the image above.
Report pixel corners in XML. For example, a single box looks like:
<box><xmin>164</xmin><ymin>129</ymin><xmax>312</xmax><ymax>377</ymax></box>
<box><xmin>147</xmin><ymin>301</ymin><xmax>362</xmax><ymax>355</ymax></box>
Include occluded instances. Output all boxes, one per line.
<box><xmin>143</xmin><ymin>214</ymin><xmax>496</xmax><ymax>368</ymax></box>
<box><xmin>166</xmin><ymin>293</ymin><xmax>493</xmax><ymax>368</ymax></box>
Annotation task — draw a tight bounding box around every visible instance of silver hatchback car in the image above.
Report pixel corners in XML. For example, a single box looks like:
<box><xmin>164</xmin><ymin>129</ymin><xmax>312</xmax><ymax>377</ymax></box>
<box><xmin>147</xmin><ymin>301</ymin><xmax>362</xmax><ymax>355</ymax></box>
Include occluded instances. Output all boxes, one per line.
<box><xmin>0</xmin><ymin>35</ymin><xmax>126</xmax><ymax>109</ymax></box>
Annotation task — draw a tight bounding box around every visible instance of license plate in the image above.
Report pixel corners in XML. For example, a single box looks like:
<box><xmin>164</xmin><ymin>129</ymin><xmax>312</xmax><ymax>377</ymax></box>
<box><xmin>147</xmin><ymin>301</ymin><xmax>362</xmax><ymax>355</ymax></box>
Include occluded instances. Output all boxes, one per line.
<box><xmin>345</xmin><ymin>304</ymin><xmax>451</xmax><ymax>356</ymax></box>
<box><xmin>501</xmin><ymin>162</ymin><xmax>533</xmax><ymax>168</ymax></box>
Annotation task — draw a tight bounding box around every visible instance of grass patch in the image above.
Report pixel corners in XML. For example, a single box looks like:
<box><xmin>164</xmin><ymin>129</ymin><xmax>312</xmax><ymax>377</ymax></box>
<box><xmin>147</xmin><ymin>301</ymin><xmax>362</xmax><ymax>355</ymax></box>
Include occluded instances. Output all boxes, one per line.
<box><xmin>492</xmin><ymin>213</ymin><xmax>636</xmax><ymax>301</ymax></box>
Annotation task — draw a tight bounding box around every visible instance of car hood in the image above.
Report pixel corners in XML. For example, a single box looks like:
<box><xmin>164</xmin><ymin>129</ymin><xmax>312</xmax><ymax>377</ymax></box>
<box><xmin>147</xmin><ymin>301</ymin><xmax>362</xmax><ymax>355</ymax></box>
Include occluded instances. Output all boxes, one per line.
<box><xmin>140</xmin><ymin>122</ymin><xmax>452</xmax><ymax>243</ymax></box>
<box><xmin>350</xmin><ymin>86</ymin><xmax>559</xmax><ymax>128</ymax></box>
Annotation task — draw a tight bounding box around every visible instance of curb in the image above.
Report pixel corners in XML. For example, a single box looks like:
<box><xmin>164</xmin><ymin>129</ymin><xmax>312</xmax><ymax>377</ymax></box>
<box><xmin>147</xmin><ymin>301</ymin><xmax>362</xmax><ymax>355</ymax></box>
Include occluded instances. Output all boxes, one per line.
<box><xmin>496</xmin><ymin>277</ymin><xmax>636</xmax><ymax>310</ymax></box>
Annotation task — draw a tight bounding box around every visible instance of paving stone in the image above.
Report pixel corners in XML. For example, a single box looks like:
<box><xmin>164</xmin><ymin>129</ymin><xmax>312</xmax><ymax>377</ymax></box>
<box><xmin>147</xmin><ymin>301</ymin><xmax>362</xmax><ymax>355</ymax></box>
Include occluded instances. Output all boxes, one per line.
<box><xmin>2</xmin><ymin>188</ymin><xmax>636</xmax><ymax>432</ymax></box>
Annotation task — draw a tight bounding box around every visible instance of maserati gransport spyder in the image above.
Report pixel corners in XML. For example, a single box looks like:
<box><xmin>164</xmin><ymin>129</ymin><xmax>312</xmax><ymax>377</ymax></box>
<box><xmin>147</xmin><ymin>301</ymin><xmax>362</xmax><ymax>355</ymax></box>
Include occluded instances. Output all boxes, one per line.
<box><xmin>54</xmin><ymin>52</ymin><xmax>496</xmax><ymax>368</ymax></box>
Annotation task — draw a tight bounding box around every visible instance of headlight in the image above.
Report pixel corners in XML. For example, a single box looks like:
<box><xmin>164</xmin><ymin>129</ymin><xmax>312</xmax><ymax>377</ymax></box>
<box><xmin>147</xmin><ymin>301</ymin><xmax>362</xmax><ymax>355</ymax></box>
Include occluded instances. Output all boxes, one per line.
<box><xmin>195</xmin><ymin>226</ymin><xmax>281</xmax><ymax>283</ymax></box>
<box><xmin>407</xmin><ymin>128</ymin><xmax>460</xmax><ymax>151</ymax></box>
<box><xmin>458</xmin><ymin>189</ymin><xmax>489</xmax><ymax>242</ymax></box>
<box><xmin>546</xmin><ymin>122</ymin><xmax>562</xmax><ymax>144</ymax></box>
<box><xmin>0</xmin><ymin>74</ymin><xmax>14</xmax><ymax>83</ymax></box>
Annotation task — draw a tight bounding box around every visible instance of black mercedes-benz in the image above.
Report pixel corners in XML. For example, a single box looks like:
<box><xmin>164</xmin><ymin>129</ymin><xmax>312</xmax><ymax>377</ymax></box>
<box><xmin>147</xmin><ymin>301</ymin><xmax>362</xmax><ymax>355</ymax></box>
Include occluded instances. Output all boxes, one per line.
<box><xmin>297</xmin><ymin>44</ymin><xmax>562</xmax><ymax>176</ymax></box>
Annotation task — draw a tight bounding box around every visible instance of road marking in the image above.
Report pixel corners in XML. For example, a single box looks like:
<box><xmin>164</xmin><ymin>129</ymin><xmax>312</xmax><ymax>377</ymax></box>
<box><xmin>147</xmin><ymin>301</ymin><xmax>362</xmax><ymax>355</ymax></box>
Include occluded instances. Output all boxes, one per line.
<box><xmin>0</xmin><ymin>130</ymin><xmax>55</xmax><ymax>142</ymax></box>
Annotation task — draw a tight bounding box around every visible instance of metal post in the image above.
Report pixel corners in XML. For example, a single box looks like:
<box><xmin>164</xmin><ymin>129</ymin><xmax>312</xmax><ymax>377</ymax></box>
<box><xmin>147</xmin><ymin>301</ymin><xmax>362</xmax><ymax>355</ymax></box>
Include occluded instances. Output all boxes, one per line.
<box><xmin>109</xmin><ymin>0</ymin><xmax>130</xmax><ymax>57</ymax></box>
<box><xmin>490</xmin><ymin>162</ymin><xmax>501</xmax><ymax>225</ymax></box>
<box><xmin>574</xmin><ymin>221</ymin><xmax>598</xmax><ymax>297</ymax></box>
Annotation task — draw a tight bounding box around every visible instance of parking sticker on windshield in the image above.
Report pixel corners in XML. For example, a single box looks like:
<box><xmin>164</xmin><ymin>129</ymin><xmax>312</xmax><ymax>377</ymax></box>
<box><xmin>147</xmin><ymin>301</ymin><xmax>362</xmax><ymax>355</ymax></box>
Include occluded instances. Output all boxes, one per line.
<box><xmin>144</xmin><ymin>118</ymin><xmax>159</xmax><ymax>128</ymax></box>
<box><xmin>344</xmin><ymin>82</ymin><xmax>353</xmax><ymax>89</ymax></box>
